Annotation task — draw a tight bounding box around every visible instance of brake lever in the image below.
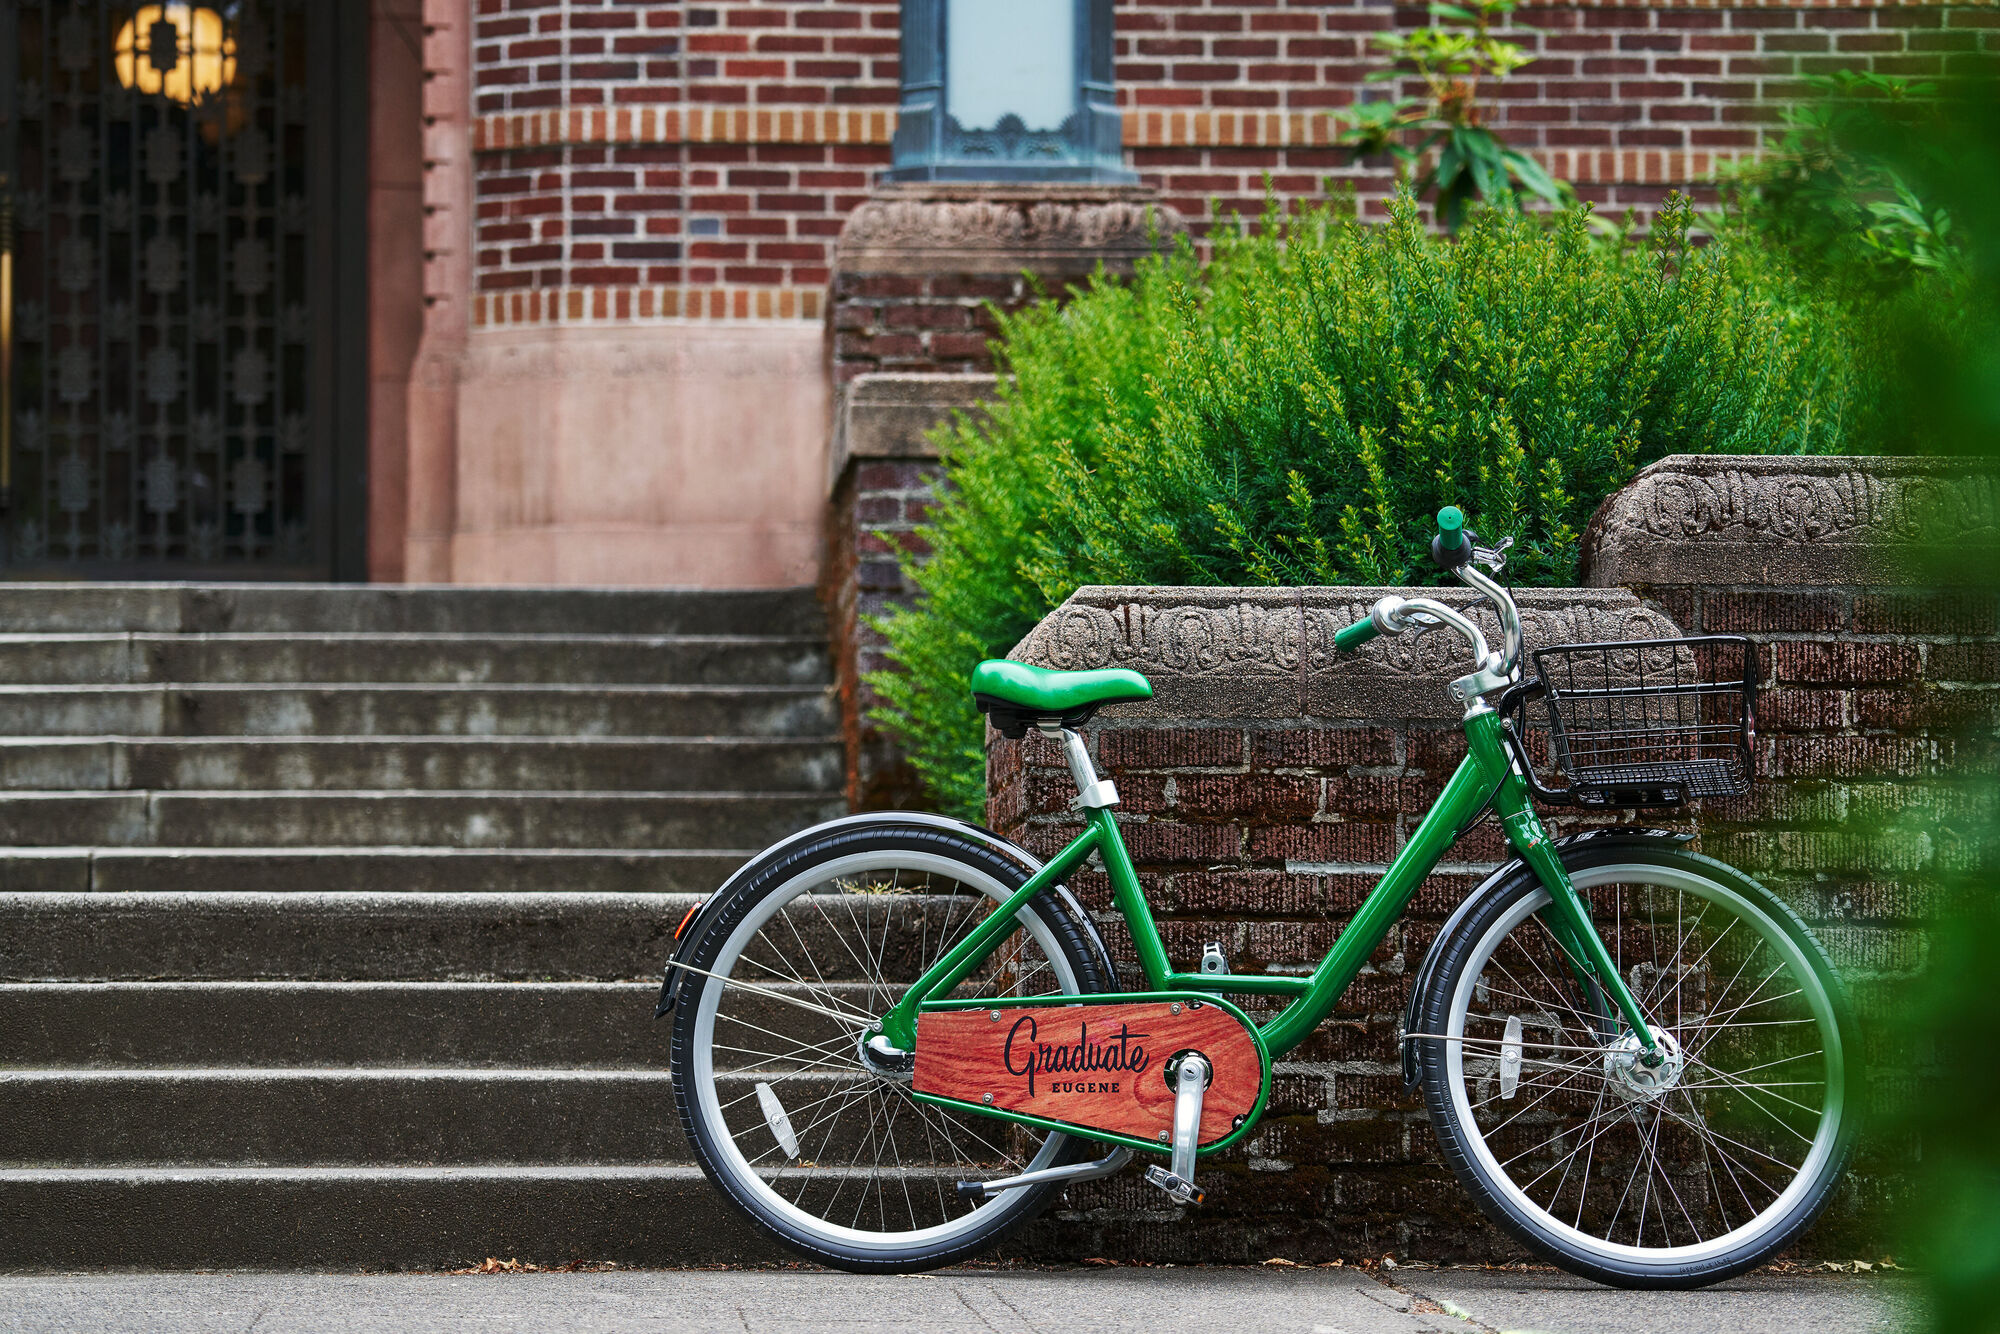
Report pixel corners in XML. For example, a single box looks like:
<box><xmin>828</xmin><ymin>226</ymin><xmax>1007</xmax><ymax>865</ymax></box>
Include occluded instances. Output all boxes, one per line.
<box><xmin>1471</xmin><ymin>535</ymin><xmax>1513</xmax><ymax>573</ymax></box>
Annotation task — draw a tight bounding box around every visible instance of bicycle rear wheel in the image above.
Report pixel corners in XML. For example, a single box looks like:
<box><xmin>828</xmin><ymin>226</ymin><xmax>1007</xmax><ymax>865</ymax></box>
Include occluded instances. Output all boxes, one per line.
<box><xmin>669</xmin><ymin>822</ymin><xmax>1113</xmax><ymax>1272</ymax></box>
<box><xmin>1416</xmin><ymin>842</ymin><xmax>1855</xmax><ymax>1288</ymax></box>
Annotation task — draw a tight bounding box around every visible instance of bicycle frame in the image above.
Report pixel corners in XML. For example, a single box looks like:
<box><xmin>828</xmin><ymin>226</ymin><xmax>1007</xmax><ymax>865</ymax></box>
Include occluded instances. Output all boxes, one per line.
<box><xmin>878</xmin><ymin>709</ymin><xmax>1657</xmax><ymax>1065</ymax></box>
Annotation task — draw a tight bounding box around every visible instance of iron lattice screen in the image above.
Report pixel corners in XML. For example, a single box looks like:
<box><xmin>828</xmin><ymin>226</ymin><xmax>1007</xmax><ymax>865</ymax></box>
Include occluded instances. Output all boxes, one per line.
<box><xmin>2</xmin><ymin>0</ymin><xmax>338</xmax><ymax>574</ymax></box>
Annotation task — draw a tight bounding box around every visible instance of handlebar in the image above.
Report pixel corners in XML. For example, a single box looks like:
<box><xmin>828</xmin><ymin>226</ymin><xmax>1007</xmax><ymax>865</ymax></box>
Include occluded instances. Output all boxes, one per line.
<box><xmin>1333</xmin><ymin>506</ymin><xmax>1526</xmax><ymax>706</ymax></box>
<box><xmin>1431</xmin><ymin>505</ymin><xmax>1473</xmax><ymax>572</ymax></box>
<box><xmin>1332</xmin><ymin>617</ymin><xmax>1381</xmax><ymax>653</ymax></box>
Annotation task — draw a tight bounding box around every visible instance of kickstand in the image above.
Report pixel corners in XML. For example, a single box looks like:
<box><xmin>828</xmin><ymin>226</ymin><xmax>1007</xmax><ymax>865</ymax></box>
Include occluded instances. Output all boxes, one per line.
<box><xmin>1143</xmin><ymin>1053</ymin><xmax>1209</xmax><ymax>1205</ymax></box>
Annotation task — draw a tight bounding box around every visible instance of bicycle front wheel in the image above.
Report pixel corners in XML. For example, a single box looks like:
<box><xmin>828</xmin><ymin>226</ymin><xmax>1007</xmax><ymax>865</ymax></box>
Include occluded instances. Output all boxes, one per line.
<box><xmin>669</xmin><ymin>822</ymin><xmax>1113</xmax><ymax>1272</ymax></box>
<box><xmin>1416</xmin><ymin>842</ymin><xmax>1856</xmax><ymax>1288</ymax></box>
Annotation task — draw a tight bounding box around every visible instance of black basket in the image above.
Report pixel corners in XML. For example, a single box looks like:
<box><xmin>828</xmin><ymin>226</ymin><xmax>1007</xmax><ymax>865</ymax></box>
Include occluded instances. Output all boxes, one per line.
<box><xmin>1509</xmin><ymin>636</ymin><xmax>1757</xmax><ymax>809</ymax></box>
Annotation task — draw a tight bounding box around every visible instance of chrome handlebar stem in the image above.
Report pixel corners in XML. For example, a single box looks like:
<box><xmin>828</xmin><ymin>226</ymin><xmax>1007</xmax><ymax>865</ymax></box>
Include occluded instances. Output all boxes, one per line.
<box><xmin>1367</xmin><ymin>595</ymin><xmax>1498</xmax><ymax>673</ymax></box>
<box><xmin>1362</xmin><ymin>553</ymin><xmax>1526</xmax><ymax>709</ymax></box>
<box><xmin>1456</xmin><ymin>561</ymin><xmax>1523</xmax><ymax>674</ymax></box>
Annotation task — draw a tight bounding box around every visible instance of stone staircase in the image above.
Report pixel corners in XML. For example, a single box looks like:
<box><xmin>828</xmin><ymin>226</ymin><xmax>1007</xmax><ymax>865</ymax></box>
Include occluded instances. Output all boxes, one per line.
<box><xmin>0</xmin><ymin>585</ymin><xmax>839</xmax><ymax>1269</ymax></box>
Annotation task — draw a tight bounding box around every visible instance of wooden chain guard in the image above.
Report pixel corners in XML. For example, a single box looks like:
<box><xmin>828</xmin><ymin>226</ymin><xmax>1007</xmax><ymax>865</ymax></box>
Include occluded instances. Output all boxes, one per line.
<box><xmin>910</xmin><ymin>993</ymin><xmax>1269</xmax><ymax>1152</ymax></box>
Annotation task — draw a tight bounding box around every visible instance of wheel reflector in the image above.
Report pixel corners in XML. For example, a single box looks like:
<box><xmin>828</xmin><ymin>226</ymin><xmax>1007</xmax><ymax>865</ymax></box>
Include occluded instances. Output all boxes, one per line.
<box><xmin>1500</xmin><ymin>1015</ymin><xmax>1523</xmax><ymax>1100</ymax></box>
<box><xmin>756</xmin><ymin>1081</ymin><xmax>801</xmax><ymax>1161</ymax></box>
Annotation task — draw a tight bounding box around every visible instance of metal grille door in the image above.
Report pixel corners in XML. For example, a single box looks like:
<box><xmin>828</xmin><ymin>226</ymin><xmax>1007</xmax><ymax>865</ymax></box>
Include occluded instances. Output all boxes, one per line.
<box><xmin>1</xmin><ymin>0</ymin><xmax>346</xmax><ymax>576</ymax></box>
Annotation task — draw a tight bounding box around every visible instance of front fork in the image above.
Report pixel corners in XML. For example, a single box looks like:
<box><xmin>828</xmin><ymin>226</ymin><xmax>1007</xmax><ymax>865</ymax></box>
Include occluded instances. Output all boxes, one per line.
<box><xmin>1470</xmin><ymin>712</ymin><xmax>1661</xmax><ymax>1058</ymax></box>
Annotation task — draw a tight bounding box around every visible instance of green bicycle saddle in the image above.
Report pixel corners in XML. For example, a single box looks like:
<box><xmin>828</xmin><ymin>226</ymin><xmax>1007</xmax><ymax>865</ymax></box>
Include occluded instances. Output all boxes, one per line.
<box><xmin>969</xmin><ymin>659</ymin><xmax>1154</xmax><ymax>738</ymax></box>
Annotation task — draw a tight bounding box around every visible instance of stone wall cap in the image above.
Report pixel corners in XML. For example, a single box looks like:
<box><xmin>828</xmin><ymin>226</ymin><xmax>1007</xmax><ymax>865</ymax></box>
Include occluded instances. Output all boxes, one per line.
<box><xmin>1581</xmin><ymin>452</ymin><xmax>2000</xmax><ymax>589</ymax></box>
<box><xmin>864</xmin><ymin>183</ymin><xmax>1171</xmax><ymax>204</ymax></box>
<box><xmin>835</xmin><ymin>183</ymin><xmax>1187</xmax><ymax>277</ymax></box>
<box><xmin>829</xmin><ymin>372</ymin><xmax>1001</xmax><ymax>491</ymax></box>
<box><xmin>845</xmin><ymin>372</ymin><xmax>1002</xmax><ymax>406</ymax></box>
<box><xmin>1633</xmin><ymin>452</ymin><xmax>1996</xmax><ymax>479</ymax></box>
<box><xmin>1005</xmin><ymin>583</ymin><xmax>1680</xmax><ymax>724</ymax></box>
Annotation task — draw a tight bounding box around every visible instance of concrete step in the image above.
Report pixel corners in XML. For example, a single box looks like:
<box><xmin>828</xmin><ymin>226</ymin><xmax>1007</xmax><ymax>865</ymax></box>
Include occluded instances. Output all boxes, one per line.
<box><xmin>0</xmin><ymin>848</ymin><xmax>750</xmax><ymax>895</ymax></box>
<box><xmin>0</xmin><ymin>892</ymin><xmax>697</xmax><ymax>981</ymax></box>
<box><xmin>0</xmin><ymin>889</ymin><xmax>983</xmax><ymax>981</ymax></box>
<box><xmin>0</xmin><ymin>585</ymin><xmax>825</xmax><ymax>637</ymax></box>
<box><xmin>0</xmin><ymin>1068</ymin><xmax>695</xmax><ymax>1167</ymax></box>
<box><xmin>0</xmin><ymin>633</ymin><xmax>831</xmax><ymax>686</ymax></box>
<box><xmin>0</xmin><ymin>982</ymin><xmax>666</xmax><ymax>1067</ymax></box>
<box><xmin>0</xmin><ymin>790</ymin><xmax>845</xmax><ymax>848</ymax></box>
<box><xmin>0</xmin><ymin>1067</ymin><xmax>989</xmax><ymax>1172</ymax></box>
<box><xmin>0</xmin><ymin>1165</ymin><xmax>784</xmax><ymax>1268</ymax></box>
<box><xmin>0</xmin><ymin>684</ymin><xmax>838</xmax><ymax>737</ymax></box>
<box><xmin>0</xmin><ymin>980</ymin><xmax>878</xmax><ymax>1068</ymax></box>
<box><xmin>0</xmin><ymin>737</ymin><xmax>844</xmax><ymax>792</ymax></box>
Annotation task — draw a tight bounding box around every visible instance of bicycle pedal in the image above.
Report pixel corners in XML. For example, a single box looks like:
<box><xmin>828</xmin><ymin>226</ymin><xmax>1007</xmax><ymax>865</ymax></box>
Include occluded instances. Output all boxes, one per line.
<box><xmin>1143</xmin><ymin>1164</ymin><xmax>1205</xmax><ymax>1206</ymax></box>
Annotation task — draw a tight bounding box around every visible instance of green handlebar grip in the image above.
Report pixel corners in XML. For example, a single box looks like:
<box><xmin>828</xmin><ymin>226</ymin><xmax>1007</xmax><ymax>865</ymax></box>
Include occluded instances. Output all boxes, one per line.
<box><xmin>1436</xmin><ymin>505</ymin><xmax>1467</xmax><ymax>552</ymax></box>
<box><xmin>1333</xmin><ymin>617</ymin><xmax>1380</xmax><ymax>653</ymax></box>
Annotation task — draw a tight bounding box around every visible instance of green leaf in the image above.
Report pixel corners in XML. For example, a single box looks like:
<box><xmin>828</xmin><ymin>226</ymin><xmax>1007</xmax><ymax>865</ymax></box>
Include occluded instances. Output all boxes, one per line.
<box><xmin>1501</xmin><ymin>147</ymin><xmax>1566</xmax><ymax>204</ymax></box>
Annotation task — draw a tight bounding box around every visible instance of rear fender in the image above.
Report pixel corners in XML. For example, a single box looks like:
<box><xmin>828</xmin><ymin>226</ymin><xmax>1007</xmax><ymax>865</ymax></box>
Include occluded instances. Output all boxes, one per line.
<box><xmin>655</xmin><ymin>811</ymin><xmax>1109</xmax><ymax>1017</ymax></box>
<box><xmin>1400</xmin><ymin>828</ymin><xmax>1693</xmax><ymax>1089</ymax></box>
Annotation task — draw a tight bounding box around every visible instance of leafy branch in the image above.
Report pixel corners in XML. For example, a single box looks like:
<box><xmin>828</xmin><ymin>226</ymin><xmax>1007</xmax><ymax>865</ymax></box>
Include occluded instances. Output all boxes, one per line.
<box><xmin>1332</xmin><ymin>0</ymin><xmax>1571</xmax><ymax>229</ymax></box>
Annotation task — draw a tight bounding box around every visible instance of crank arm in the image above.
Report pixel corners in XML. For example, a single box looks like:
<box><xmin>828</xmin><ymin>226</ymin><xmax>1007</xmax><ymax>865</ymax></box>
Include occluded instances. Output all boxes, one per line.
<box><xmin>954</xmin><ymin>1146</ymin><xmax>1134</xmax><ymax>1202</ymax></box>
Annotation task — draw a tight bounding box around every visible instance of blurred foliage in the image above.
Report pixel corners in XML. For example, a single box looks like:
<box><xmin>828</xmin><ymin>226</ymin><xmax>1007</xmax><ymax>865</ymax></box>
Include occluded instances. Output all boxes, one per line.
<box><xmin>869</xmin><ymin>192</ymin><xmax>1873</xmax><ymax>818</ymax></box>
<box><xmin>1730</xmin><ymin>65</ymin><xmax>2000</xmax><ymax>1331</ymax></box>
<box><xmin>1719</xmin><ymin>72</ymin><xmax>1960</xmax><ymax>292</ymax></box>
<box><xmin>1333</xmin><ymin>0</ymin><xmax>1572</xmax><ymax>228</ymax></box>
<box><xmin>1798</xmin><ymin>80</ymin><xmax>2000</xmax><ymax>1334</ymax></box>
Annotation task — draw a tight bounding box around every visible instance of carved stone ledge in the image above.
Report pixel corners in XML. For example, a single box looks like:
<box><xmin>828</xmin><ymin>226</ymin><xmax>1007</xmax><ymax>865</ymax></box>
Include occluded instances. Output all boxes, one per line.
<box><xmin>1582</xmin><ymin>453</ymin><xmax>2000</xmax><ymax>588</ymax></box>
<box><xmin>835</xmin><ymin>183</ymin><xmax>1187</xmax><ymax>277</ymax></box>
<box><xmin>1007</xmin><ymin>585</ymin><xmax>1680</xmax><ymax>724</ymax></box>
<box><xmin>829</xmin><ymin>372</ymin><xmax>998</xmax><ymax>491</ymax></box>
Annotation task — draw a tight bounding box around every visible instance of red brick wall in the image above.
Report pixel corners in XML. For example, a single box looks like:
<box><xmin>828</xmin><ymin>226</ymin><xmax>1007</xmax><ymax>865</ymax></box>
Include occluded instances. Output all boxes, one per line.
<box><xmin>462</xmin><ymin>0</ymin><xmax>1998</xmax><ymax>328</ymax></box>
<box><xmin>826</xmin><ymin>455</ymin><xmax>940</xmax><ymax>809</ymax></box>
<box><xmin>1117</xmin><ymin>1</ymin><xmax>2000</xmax><ymax>220</ymax></box>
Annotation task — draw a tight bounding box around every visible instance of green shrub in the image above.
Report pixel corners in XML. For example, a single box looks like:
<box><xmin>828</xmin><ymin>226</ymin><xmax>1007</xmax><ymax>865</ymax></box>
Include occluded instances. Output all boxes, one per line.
<box><xmin>870</xmin><ymin>191</ymin><xmax>1873</xmax><ymax>819</ymax></box>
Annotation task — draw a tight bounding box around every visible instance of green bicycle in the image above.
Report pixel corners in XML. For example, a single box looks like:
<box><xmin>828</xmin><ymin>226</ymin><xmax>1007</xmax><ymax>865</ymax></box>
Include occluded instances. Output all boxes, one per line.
<box><xmin>661</xmin><ymin>507</ymin><xmax>1854</xmax><ymax>1288</ymax></box>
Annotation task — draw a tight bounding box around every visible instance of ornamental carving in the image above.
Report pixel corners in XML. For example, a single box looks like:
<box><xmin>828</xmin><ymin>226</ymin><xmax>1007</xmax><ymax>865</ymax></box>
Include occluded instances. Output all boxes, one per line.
<box><xmin>1303</xmin><ymin>600</ymin><xmax>1679</xmax><ymax>677</ymax></box>
<box><xmin>1582</xmin><ymin>455</ymin><xmax>2000</xmax><ymax>587</ymax></box>
<box><xmin>1010</xmin><ymin>586</ymin><xmax>1677</xmax><ymax>722</ymax></box>
<box><xmin>1028</xmin><ymin>597</ymin><xmax>1305</xmax><ymax>677</ymax></box>
<box><xmin>837</xmin><ymin>185</ymin><xmax>1187</xmax><ymax>274</ymax></box>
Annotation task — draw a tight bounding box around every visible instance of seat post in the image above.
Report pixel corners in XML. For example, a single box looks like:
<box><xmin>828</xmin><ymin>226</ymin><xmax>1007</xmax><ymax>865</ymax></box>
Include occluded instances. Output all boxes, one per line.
<box><xmin>1045</xmin><ymin>726</ymin><xmax>1119</xmax><ymax>810</ymax></box>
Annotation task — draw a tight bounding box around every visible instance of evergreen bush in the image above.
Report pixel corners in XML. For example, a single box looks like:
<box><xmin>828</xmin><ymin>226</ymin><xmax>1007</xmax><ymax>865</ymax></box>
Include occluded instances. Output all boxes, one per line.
<box><xmin>870</xmin><ymin>191</ymin><xmax>1872</xmax><ymax>818</ymax></box>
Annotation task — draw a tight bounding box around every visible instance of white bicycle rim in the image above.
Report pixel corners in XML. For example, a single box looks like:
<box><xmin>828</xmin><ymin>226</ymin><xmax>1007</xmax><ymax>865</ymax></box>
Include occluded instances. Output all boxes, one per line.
<box><xmin>1443</xmin><ymin>861</ymin><xmax>1845</xmax><ymax>1268</ymax></box>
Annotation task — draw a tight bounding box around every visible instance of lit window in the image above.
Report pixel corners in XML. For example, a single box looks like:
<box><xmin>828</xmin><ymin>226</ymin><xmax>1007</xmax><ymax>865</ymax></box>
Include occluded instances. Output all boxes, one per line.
<box><xmin>114</xmin><ymin>4</ymin><xmax>237</xmax><ymax>106</ymax></box>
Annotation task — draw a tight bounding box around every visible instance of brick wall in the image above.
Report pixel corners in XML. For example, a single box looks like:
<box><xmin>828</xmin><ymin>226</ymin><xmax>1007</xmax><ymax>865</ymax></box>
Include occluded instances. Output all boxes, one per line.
<box><xmin>827</xmin><ymin>454</ymin><xmax>941</xmax><ymax>807</ymax></box>
<box><xmin>981</xmin><ymin>455</ymin><xmax>1997</xmax><ymax>1262</ymax></box>
<box><xmin>1117</xmin><ymin>1</ymin><xmax>2000</xmax><ymax>221</ymax></box>
<box><xmin>461</xmin><ymin>0</ymin><xmax>1999</xmax><ymax>331</ymax></box>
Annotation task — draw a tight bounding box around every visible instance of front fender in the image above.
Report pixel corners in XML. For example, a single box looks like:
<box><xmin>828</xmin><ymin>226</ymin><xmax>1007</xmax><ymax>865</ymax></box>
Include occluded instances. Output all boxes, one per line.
<box><xmin>1399</xmin><ymin>827</ymin><xmax>1692</xmax><ymax>1089</ymax></box>
<box><xmin>654</xmin><ymin>811</ymin><xmax>1107</xmax><ymax>1017</ymax></box>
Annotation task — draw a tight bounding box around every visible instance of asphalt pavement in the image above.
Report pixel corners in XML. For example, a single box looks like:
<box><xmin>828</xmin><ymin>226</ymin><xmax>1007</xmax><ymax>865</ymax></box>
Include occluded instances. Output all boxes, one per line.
<box><xmin>0</xmin><ymin>1265</ymin><xmax>1920</xmax><ymax>1334</ymax></box>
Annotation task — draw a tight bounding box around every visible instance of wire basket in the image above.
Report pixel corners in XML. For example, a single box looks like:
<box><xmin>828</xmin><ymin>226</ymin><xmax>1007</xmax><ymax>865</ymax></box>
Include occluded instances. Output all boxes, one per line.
<box><xmin>1515</xmin><ymin>636</ymin><xmax>1757</xmax><ymax>809</ymax></box>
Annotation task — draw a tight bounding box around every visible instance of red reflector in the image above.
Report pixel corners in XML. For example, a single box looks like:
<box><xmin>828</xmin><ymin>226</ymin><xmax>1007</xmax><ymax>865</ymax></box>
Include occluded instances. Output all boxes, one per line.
<box><xmin>674</xmin><ymin>901</ymin><xmax>705</xmax><ymax>941</ymax></box>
